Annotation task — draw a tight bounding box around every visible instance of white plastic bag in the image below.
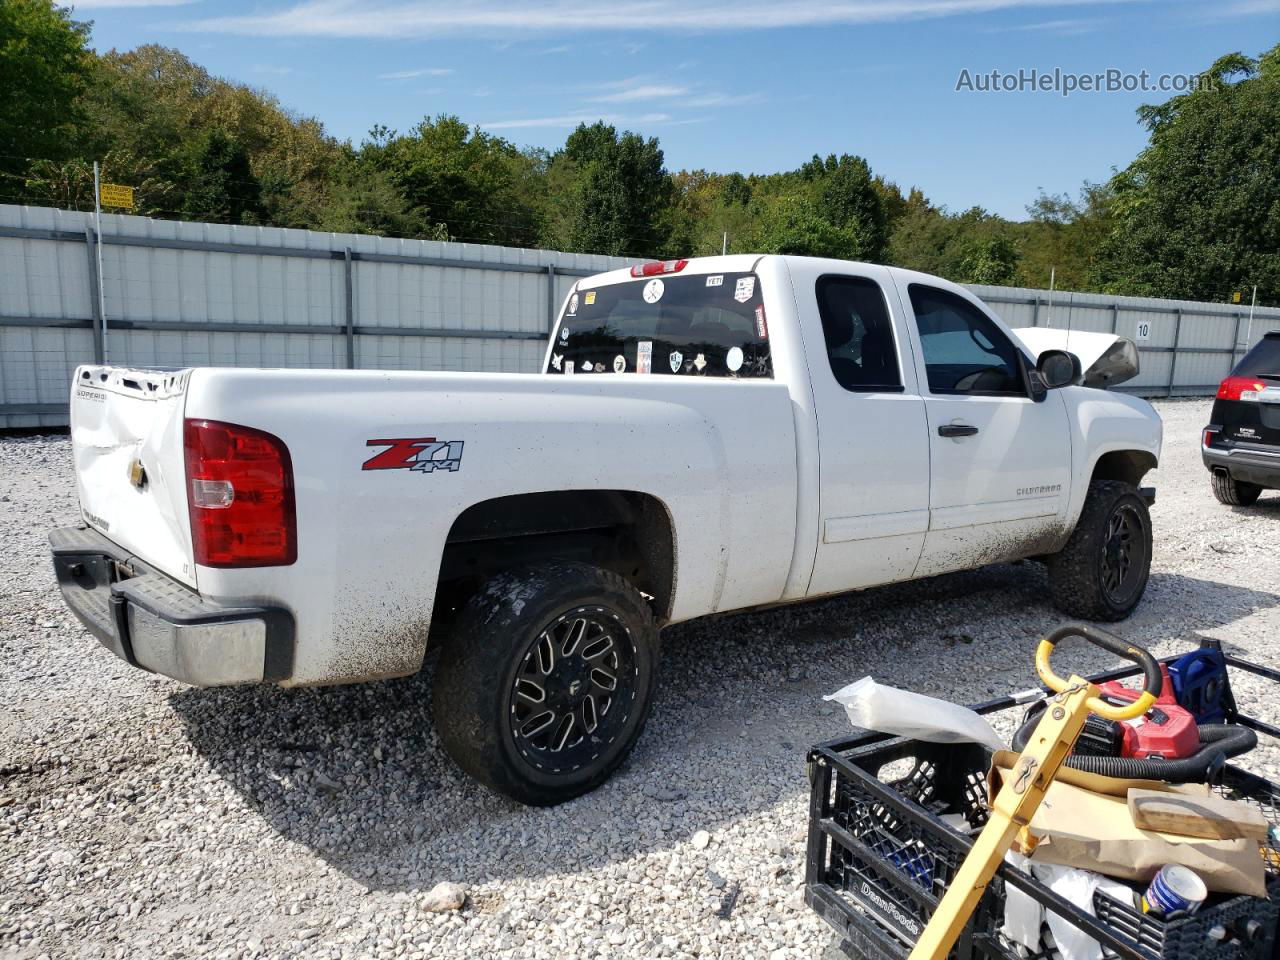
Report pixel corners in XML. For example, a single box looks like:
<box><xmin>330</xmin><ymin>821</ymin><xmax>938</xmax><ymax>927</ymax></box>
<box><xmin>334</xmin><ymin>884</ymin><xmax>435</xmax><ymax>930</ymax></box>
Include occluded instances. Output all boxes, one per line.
<box><xmin>1001</xmin><ymin>850</ymin><xmax>1137</xmax><ymax>960</ymax></box>
<box><xmin>823</xmin><ymin>677</ymin><xmax>1005</xmax><ymax>752</ymax></box>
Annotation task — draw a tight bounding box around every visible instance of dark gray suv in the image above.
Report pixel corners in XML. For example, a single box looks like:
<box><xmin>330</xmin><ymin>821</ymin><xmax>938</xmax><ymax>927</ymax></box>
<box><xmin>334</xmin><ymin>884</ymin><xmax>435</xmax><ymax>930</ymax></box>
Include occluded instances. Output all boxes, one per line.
<box><xmin>1203</xmin><ymin>332</ymin><xmax>1280</xmax><ymax>505</ymax></box>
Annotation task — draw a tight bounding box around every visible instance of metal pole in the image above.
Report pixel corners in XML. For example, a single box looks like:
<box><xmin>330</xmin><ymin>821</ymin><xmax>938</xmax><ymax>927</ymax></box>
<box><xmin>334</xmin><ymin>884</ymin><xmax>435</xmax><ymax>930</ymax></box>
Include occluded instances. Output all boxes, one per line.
<box><xmin>1031</xmin><ymin>298</ymin><xmax>1039</xmax><ymax>327</ymax></box>
<box><xmin>84</xmin><ymin>225</ymin><xmax>104</xmax><ymax>365</ymax></box>
<box><xmin>92</xmin><ymin>162</ymin><xmax>108</xmax><ymax>361</ymax></box>
<box><xmin>1046</xmin><ymin>268</ymin><xmax>1055</xmax><ymax>327</ymax></box>
<box><xmin>546</xmin><ymin>263</ymin><xmax>557</xmax><ymax>331</ymax></box>
<box><xmin>722</xmin><ymin>232</ymin><xmax>728</xmax><ymax>256</ymax></box>
<box><xmin>343</xmin><ymin>247</ymin><xmax>355</xmax><ymax>369</ymax></box>
<box><xmin>1167</xmin><ymin>308</ymin><xmax>1183</xmax><ymax>398</ymax></box>
<box><xmin>1231</xmin><ymin>313</ymin><xmax>1243</xmax><ymax>365</ymax></box>
<box><xmin>1243</xmin><ymin>285</ymin><xmax>1258</xmax><ymax>355</ymax></box>
<box><xmin>1110</xmin><ymin>303</ymin><xmax>1119</xmax><ymax>334</ymax></box>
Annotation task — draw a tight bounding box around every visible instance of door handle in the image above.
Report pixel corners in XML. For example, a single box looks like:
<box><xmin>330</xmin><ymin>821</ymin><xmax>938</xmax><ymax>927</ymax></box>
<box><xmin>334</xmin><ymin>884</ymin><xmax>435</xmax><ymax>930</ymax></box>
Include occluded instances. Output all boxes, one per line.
<box><xmin>938</xmin><ymin>424</ymin><xmax>979</xmax><ymax>438</ymax></box>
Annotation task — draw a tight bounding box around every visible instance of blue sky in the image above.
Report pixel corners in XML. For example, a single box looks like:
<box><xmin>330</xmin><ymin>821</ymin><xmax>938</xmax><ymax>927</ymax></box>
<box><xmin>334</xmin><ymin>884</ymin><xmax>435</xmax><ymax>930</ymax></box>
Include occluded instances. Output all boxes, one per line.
<box><xmin>72</xmin><ymin>0</ymin><xmax>1278</xmax><ymax>220</ymax></box>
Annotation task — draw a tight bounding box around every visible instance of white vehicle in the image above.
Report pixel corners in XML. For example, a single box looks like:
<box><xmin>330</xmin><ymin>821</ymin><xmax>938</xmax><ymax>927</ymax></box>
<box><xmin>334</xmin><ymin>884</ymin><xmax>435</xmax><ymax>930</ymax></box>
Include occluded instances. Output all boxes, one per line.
<box><xmin>51</xmin><ymin>255</ymin><xmax>1161</xmax><ymax>805</ymax></box>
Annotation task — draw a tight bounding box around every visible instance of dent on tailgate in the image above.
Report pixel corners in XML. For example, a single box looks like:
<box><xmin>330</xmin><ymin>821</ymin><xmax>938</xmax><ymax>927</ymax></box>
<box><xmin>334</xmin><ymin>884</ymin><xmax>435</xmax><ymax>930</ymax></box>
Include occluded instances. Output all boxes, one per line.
<box><xmin>70</xmin><ymin>367</ymin><xmax>197</xmax><ymax>588</ymax></box>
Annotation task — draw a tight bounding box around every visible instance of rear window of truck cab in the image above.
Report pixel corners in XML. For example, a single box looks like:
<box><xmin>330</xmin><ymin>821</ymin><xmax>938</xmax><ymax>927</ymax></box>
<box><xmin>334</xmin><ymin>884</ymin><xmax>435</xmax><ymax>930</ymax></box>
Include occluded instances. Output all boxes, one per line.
<box><xmin>547</xmin><ymin>271</ymin><xmax>772</xmax><ymax>379</ymax></box>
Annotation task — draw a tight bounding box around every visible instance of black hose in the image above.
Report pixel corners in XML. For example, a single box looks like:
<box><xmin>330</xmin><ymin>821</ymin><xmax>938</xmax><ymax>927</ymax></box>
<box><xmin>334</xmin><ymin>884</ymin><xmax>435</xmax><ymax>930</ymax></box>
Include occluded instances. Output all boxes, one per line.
<box><xmin>1011</xmin><ymin>709</ymin><xmax>1258</xmax><ymax>784</ymax></box>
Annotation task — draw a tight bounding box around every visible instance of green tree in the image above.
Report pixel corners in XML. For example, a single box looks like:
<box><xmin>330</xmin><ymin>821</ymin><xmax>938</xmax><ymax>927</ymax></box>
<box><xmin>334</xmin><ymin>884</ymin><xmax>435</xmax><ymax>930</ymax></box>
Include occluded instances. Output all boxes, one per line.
<box><xmin>309</xmin><ymin>148</ymin><xmax>436</xmax><ymax>238</ymax></box>
<box><xmin>1015</xmin><ymin>181</ymin><xmax>1113</xmax><ymax>291</ymax></box>
<box><xmin>752</xmin><ymin>192</ymin><xmax>861</xmax><ymax>259</ymax></box>
<box><xmin>74</xmin><ymin>45</ymin><xmax>347</xmax><ymax>226</ymax></box>
<box><xmin>554</xmin><ymin>122</ymin><xmax>672</xmax><ymax>257</ymax></box>
<box><xmin>371</xmin><ymin>115</ymin><xmax>543</xmax><ymax>245</ymax></box>
<box><xmin>0</xmin><ymin>0</ymin><xmax>91</xmax><ymax>191</ymax></box>
<box><xmin>958</xmin><ymin>233</ymin><xmax>1020</xmax><ymax>285</ymax></box>
<box><xmin>174</xmin><ymin>130</ymin><xmax>265</xmax><ymax>224</ymax></box>
<box><xmin>801</xmin><ymin>153</ymin><xmax>889</xmax><ymax>261</ymax></box>
<box><xmin>1093</xmin><ymin>45</ymin><xmax>1280</xmax><ymax>303</ymax></box>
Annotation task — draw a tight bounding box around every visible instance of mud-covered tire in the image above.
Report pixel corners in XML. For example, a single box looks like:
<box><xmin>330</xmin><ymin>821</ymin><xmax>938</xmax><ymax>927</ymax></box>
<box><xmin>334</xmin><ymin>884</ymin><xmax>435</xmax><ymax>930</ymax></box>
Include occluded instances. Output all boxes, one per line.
<box><xmin>1211</xmin><ymin>472</ymin><xmax>1262</xmax><ymax>506</ymax></box>
<box><xmin>1047</xmin><ymin>480</ymin><xmax>1152</xmax><ymax>622</ymax></box>
<box><xmin>432</xmin><ymin>561</ymin><xmax>659</xmax><ymax>806</ymax></box>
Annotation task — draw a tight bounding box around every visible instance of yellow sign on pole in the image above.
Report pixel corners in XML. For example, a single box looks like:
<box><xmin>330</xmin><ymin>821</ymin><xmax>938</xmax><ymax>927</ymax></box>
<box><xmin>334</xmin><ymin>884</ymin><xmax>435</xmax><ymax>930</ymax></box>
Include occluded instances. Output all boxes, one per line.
<box><xmin>1232</xmin><ymin>291</ymin><xmax>1242</xmax><ymax>304</ymax></box>
<box><xmin>99</xmin><ymin>183</ymin><xmax>135</xmax><ymax>210</ymax></box>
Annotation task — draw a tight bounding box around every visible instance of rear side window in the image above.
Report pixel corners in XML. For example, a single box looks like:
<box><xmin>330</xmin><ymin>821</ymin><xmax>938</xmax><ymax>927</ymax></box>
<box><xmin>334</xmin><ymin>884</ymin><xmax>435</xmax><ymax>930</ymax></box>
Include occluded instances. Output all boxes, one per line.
<box><xmin>908</xmin><ymin>284</ymin><xmax>1024</xmax><ymax>395</ymax></box>
<box><xmin>548</xmin><ymin>271</ymin><xmax>771</xmax><ymax>379</ymax></box>
<box><xmin>1233</xmin><ymin>334</ymin><xmax>1280</xmax><ymax>379</ymax></box>
<box><xmin>815</xmin><ymin>275</ymin><xmax>902</xmax><ymax>391</ymax></box>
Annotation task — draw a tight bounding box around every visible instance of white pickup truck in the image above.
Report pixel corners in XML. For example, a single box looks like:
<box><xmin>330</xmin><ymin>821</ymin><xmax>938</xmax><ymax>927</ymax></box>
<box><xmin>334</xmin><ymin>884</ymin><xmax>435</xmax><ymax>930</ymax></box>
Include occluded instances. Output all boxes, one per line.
<box><xmin>51</xmin><ymin>255</ymin><xmax>1161</xmax><ymax>805</ymax></box>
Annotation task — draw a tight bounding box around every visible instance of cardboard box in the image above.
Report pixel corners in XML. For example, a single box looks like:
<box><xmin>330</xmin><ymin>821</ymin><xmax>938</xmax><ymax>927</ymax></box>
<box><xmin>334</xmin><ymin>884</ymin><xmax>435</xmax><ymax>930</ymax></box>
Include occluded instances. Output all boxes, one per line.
<box><xmin>989</xmin><ymin>751</ymin><xmax>1266</xmax><ymax>897</ymax></box>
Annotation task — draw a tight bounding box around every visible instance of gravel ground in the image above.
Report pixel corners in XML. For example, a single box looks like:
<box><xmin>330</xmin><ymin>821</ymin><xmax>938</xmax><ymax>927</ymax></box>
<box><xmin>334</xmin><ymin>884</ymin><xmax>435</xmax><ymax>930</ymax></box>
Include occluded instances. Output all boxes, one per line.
<box><xmin>2</xmin><ymin>398</ymin><xmax>1279</xmax><ymax>960</ymax></box>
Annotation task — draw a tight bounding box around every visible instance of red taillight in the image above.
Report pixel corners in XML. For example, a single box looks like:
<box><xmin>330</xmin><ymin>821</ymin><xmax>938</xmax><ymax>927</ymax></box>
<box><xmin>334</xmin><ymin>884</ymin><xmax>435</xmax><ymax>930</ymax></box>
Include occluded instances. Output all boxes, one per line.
<box><xmin>184</xmin><ymin>419</ymin><xmax>296</xmax><ymax>568</ymax></box>
<box><xmin>1217</xmin><ymin>376</ymin><xmax>1265</xmax><ymax>401</ymax></box>
<box><xmin>629</xmin><ymin>259</ymin><xmax>688</xmax><ymax>278</ymax></box>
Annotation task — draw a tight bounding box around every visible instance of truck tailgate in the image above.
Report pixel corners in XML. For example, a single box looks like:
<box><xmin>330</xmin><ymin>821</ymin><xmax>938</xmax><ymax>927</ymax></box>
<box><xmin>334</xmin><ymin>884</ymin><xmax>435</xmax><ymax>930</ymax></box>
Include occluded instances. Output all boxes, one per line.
<box><xmin>70</xmin><ymin>365</ymin><xmax>196</xmax><ymax>588</ymax></box>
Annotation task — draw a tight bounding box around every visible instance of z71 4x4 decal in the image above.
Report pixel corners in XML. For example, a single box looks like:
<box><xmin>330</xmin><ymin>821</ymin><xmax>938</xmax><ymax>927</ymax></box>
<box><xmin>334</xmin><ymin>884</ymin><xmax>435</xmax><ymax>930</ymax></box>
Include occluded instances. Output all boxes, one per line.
<box><xmin>363</xmin><ymin>438</ymin><xmax>465</xmax><ymax>473</ymax></box>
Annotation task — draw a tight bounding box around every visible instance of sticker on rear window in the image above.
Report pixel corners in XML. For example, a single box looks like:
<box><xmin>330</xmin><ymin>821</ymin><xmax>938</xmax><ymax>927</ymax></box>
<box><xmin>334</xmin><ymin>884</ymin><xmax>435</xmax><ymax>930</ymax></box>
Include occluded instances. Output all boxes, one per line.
<box><xmin>734</xmin><ymin>277</ymin><xmax>755</xmax><ymax>303</ymax></box>
<box><xmin>567</xmin><ymin>293</ymin><xmax>579</xmax><ymax>316</ymax></box>
<box><xmin>637</xmin><ymin>340</ymin><xmax>653</xmax><ymax>374</ymax></box>
<box><xmin>613</xmin><ymin>354</ymin><xmax>626</xmax><ymax>373</ymax></box>
<box><xmin>755</xmin><ymin>305</ymin><xmax>768</xmax><ymax>339</ymax></box>
<box><xmin>643</xmin><ymin>278</ymin><xmax>665</xmax><ymax>303</ymax></box>
<box><xmin>585</xmin><ymin>291</ymin><xmax>596</xmax><ymax>305</ymax></box>
<box><xmin>726</xmin><ymin>346</ymin><xmax>744</xmax><ymax>372</ymax></box>
<box><xmin>706</xmin><ymin>275</ymin><xmax>723</xmax><ymax>287</ymax></box>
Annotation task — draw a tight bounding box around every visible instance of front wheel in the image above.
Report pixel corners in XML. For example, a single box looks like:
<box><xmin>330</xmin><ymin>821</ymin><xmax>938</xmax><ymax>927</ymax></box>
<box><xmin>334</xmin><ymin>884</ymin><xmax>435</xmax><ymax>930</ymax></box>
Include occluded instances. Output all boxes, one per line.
<box><xmin>1047</xmin><ymin>480</ymin><xmax>1152</xmax><ymax>622</ymax></box>
<box><xmin>432</xmin><ymin>561</ymin><xmax>659</xmax><ymax>806</ymax></box>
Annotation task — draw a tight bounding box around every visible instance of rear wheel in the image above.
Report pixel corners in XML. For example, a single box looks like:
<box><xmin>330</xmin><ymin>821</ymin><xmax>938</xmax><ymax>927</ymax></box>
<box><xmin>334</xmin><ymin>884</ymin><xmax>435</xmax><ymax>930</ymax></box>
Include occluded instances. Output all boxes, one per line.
<box><xmin>432</xmin><ymin>561</ymin><xmax>659</xmax><ymax>806</ymax></box>
<box><xmin>1047</xmin><ymin>480</ymin><xmax>1152</xmax><ymax>622</ymax></box>
<box><xmin>1211</xmin><ymin>472</ymin><xmax>1262</xmax><ymax>506</ymax></box>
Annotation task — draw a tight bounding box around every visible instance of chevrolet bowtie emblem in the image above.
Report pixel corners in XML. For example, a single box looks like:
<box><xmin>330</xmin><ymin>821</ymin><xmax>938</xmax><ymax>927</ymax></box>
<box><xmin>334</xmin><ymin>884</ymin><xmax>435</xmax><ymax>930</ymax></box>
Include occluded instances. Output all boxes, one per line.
<box><xmin>128</xmin><ymin>458</ymin><xmax>147</xmax><ymax>489</ymax></box>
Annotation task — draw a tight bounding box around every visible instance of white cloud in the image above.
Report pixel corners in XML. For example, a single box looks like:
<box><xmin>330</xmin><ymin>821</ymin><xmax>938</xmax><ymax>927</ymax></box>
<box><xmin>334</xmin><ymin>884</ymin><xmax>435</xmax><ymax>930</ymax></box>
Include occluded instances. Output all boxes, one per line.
<box><xmin>377</xmin><ymin>67</ymin><xmax>454</xmax><ymax>79</ymax></box>
<box><xmin>182</xmin><ymin>0</ymin><xmax>1142</xmax><ymax>37</ymax></box>
<box><xmin>683</xmin><ymin>91</ymin><xmax>764</xmax><ymax>107</ymax></box>
<box><xmin>588</xmin><ymin>83</ymin><xmax>689</xmax><ymax>103</ymax></box>
<box><xmin>583</xmin><ymin>75</ymin><xmax>759</xmax><ymax>108</ymax></box>
<box><xmin>482</xmin><ymin>112</ymin><xmax>672</xmax><ymax>130</ymax></box>
<box><xmin>983</xmin><ymin>16</ymin><xmax>1105</xmax><ymax>32</ymax></box>
<box><xmin>1220</xmin><ymin>0</ymin><xmax>1280</xmax><ymax>12</ymax></box>
<box><xmin>73</xmin><ymin>0</ymin><xmax>195</xmax><ymax>7</ymax></box>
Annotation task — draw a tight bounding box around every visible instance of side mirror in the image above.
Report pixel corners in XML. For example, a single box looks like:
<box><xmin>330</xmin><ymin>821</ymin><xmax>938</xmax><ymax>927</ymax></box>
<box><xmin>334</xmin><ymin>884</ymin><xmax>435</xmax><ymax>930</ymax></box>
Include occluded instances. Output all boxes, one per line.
<box><xmin>1037</xmin><ymin>349</ymin><xmax>1082</xmax><ymax>390</ymax></box>
<box><xmin>1020</xmin><ymin>352</ymin><xmax>1047</xmax><ymax>402</ymax></box>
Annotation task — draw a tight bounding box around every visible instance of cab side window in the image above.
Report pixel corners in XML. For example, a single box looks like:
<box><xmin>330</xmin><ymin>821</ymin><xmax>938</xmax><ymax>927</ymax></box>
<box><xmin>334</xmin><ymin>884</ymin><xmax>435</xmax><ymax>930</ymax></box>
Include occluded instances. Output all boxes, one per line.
<box><xmin>908</xmin><ymin>284</ymin><xmax>1024</xmax><ymax>395</ymax></box>
<box><xmin>815</xmin><ymin>276</ymin><xmax>903</xmax><ymax>392</ymax></box>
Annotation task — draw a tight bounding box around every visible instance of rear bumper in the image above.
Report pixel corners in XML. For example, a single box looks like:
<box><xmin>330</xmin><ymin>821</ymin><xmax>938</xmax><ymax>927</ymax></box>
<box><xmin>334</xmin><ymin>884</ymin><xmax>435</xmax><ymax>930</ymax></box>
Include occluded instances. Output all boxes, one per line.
<box><xmin>1202</xmin><ymin>437</ymin><xmax>1280</xmax><ymax>489</ymax></box>
<box><xmin>49</xmin><ymin>526</ymin><xmax>294</xmax><ymax>686</ymax></box>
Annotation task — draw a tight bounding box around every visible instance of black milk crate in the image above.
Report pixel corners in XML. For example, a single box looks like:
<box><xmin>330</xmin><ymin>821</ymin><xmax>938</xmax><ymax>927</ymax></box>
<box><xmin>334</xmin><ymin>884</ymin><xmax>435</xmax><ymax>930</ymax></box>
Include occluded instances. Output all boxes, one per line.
<box><xmin>805</xmin><ymin>653</ymin><xmax>1280</xmax><ymax>960</ymax></box>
